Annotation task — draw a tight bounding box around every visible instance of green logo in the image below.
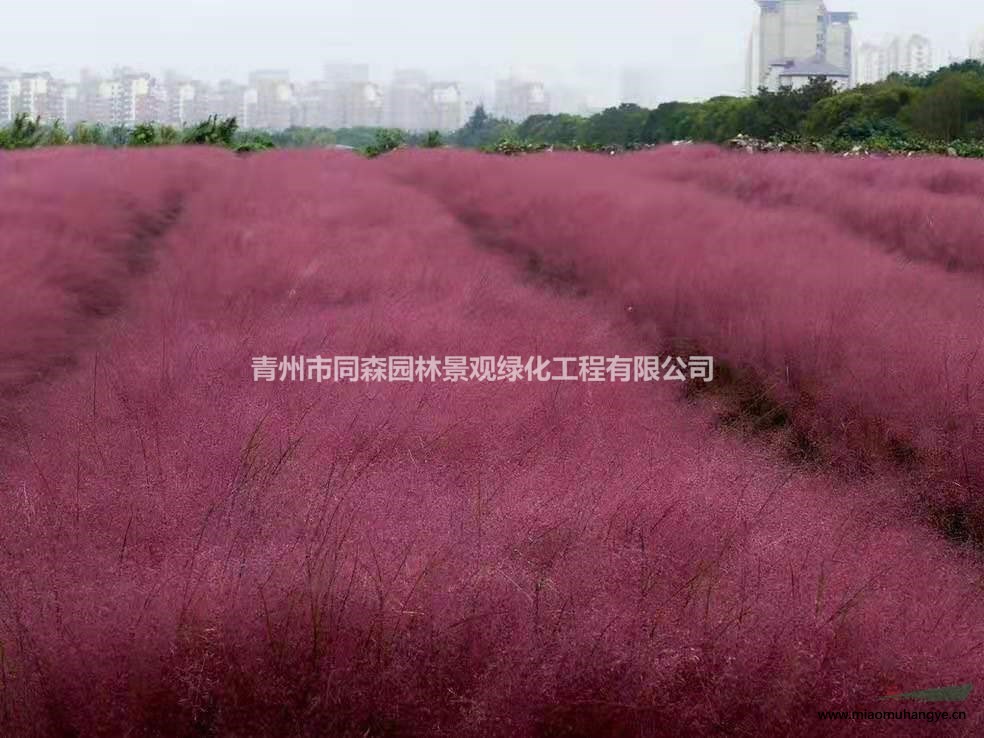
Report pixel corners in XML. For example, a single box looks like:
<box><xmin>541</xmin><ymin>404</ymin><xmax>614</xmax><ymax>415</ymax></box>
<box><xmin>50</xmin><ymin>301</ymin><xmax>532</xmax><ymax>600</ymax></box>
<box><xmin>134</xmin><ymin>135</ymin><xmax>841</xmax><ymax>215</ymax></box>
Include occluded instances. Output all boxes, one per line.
<box><xmin>881</xmin><ymin>684</ymin><xmax>973</xmax><ymax>703</ymax></box>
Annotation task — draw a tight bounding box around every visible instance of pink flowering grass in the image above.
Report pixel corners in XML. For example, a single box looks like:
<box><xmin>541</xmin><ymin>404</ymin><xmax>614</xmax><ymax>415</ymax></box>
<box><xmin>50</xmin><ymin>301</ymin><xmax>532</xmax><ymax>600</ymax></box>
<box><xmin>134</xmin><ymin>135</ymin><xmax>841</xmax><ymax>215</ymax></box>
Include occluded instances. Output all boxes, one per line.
<box><xmin>623</xmin><ymin>146</ymin><xmax>984</xmax><ymax>275</ymax></box>
<box><xmin>385</xmin><ymin>148</ymin><xmax>984</xmax><ymax>541</ymax></box>
<box><xmin>0</xmin><ymin>147</ymin><xmax>230</xmax><ymax>416</ymax></box>
<box><xmin>2</xmin><ymin>149</ymin><xmax>984</xmax><ymax>736</ymax></box>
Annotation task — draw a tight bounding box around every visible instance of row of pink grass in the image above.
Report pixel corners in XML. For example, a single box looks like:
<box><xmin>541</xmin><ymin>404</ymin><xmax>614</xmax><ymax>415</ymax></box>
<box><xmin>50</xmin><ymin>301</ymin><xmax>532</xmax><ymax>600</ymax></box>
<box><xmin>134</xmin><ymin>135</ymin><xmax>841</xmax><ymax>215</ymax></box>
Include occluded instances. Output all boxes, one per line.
<box><xmin>1</xmin><ymin>149</ymin><xmax>982</xmax><ymax>736</ymax></box>
<box><xmin>625</xmin><ymin>145</ymin><xmax>984</xmax><ymax>275</ymax></box>
<box><xmin>383</xmin><ymin>148</ymin><xmax>984</xmax><ymax>522</ymax></box>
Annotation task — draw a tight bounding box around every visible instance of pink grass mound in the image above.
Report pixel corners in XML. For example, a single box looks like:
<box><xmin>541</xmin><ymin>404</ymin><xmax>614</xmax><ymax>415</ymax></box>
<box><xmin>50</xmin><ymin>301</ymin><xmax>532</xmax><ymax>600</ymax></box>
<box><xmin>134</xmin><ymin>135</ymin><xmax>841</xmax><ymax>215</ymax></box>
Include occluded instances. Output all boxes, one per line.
<box><xmin>386</xmin><ymin>148</ymin><xmax>984</xmax><ymax>540</ymax></box>
<box><xmin>1</xmin><ymin>148</ymin><xmax>983</xmax><ymax>737</ymax></box>
<box><xmin>625</xmin><ymin>145</ymin><xmax>984</xmax><ymax>274</ymax></box>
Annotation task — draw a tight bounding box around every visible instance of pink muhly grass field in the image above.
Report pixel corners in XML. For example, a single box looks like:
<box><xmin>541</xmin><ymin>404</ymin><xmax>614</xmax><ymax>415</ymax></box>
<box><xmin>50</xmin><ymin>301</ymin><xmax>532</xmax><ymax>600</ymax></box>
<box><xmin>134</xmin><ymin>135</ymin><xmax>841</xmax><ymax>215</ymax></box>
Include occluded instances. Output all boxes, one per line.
<box><xmin>625</xmin><ymin>145</ymin><xmax>984</xmax><ymax>275</ymax></box>
<box><xmin>1</xmin><ymin>148</ymin><xmax>983</xmax><ymax>737</ymax></box>
<box><xmin>386</xmin><ymin>148</ymin><xmax>984</xmax><ymax>541</ymax></box>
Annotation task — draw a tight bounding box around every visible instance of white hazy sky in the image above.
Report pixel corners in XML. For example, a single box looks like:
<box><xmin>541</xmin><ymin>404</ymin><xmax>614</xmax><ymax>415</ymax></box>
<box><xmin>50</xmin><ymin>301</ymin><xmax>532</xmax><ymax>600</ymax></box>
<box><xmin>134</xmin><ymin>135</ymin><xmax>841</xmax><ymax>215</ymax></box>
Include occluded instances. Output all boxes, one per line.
<box><xmin>3</xmin><ymin>1</ymin><xmax>982</xmax><ymax>104</ymax></box>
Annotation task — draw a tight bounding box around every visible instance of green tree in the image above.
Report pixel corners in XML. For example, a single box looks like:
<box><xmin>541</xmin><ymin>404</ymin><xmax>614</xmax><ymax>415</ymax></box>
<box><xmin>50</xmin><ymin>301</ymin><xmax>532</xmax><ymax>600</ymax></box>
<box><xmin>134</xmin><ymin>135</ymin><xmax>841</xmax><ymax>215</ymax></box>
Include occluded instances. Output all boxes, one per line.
<box><xmin>362</xmin><ymin>128</ymin><xmax>405</xmax><ymax>157</ymax></box>
<box><xmin>421</xmin><ymin>130</ymin><xmax>443</xmax><ymax>148</ymax></box>
<box><xmin>454</xmin><ymin>105</ymin><xmax>516</xmax><ymax>147</ymax></box>
<box><xmin>904</xmin><ymin>72</ymin><xmax>984</xmax><ymax>142</ymax></box>
<box><xmin>583</xmin><ymin>103</ymin><xmax>649</xmax><ymax>146</ymax></box>
<box><xmin>0</xmin><ymin>113</ymin><xmax>43</xmax><ymax>149</ymax></box>
<box><xmin>641</xmin><ymin>102</ymin><xmax>699</xmax><ymax>143</ymax></box>
<box><xmin>802</xmin><ymin>92</ymin><xmax>865</xmax><ymax>137</ymax></box>
<box><xmin>741</xmin><ymin>79</ymin><xmax>839</xmax><ymax>139</ymax></box>
<box><xmin>129</xmin><ymin>123</ymin><xmax>160</xmax><ymax>146</ymax></box>
<box><xmin>515</xmin><ymin>113</ymin><xmax>588</xmax><ymax>145</ymax></box>
<box><xmin>71</xmin><ymin>122</ymin><xmax>107</xmax><ymax>145</ymax></box>
<box><xmin>183</xmin><ymin>115</ymin><xmax>239</xmax><ymax>146</ymax></box>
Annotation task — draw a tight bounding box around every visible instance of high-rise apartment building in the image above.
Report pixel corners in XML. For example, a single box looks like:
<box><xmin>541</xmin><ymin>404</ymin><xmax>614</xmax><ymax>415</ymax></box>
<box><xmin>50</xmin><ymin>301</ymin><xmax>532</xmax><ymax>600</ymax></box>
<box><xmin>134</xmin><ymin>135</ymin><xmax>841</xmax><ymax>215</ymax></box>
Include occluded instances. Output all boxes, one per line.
<box><xmin>856</xmin><ymin>42</ymin><xmax>883</xmax><ymax>85</ymax></box>
<box><xmin>904</xmin><ymin>34</ymin><xmax>933</xmax><ymax>75</ymax></box>
<box><xmin>969</xmin><ymin>27</ymin><xmax>984</xmax><ymax>62</ymax></box>
<box><xmin>427</xmin><ymin>82</ymin><xmax>464</xmax><ymax>132</ymax></box>
<box><xmin>856</xmin><ymin>35</ymin><xmax>934</xmax><ymax>85</ymax></box>
<box><xmin>324</xmin><ymin>63</ymin><xmax>369</xmax><ymax>89</ymax></box>
<box><xmin>619</xmin><ymin>66</ymin><xmax>659</xmax><ymax>107</ymax></box>
<box><xmin>292</xmin><ymin>81</ymin><xmax>337</xmax><ymax>128</ymax></box>
<box><xmin>18</xmin><ymin>74</ymin><xmax>63</xmax><ymax>122</ymax></box>
<box><xmin>494</xmin><ymin>77</ymin><xmax>549</xmax><ymax>121</ymax></box>
<box><xmin>748</xmin><ymin>1</ymin><xmax>857</xmax><ymax>92</ymax></box>
<box><xmin>247</xmin><ymin>70</ymin><xmax>293</xmax><ymax>130</ymax></box>
<box><xmin>0</xmin><ymin>69</ymin><xmax>20</xmax><ymax>124</ymax></box>
<box><xmin>345</xmin><ymin>82</ymin><xmax>384</xmax><ymax>127</ymax></box>
<box><xmin>316</xmin><ymin>62</ymin><xmax>373</xmax><ymax>128</ymax></box>
<box><xmin>78</xmin><ymin>69</ymin><xmax>166</xmax><ymax>127</ymax></box>
<box><xmin>825</xmin><ymin>12</ymin><xmax>856</xmax><ymax>79</ymax></box>
<box><xmin>881</xmin><ymin>35</ymin><xmax>902</xmax><ymax>78</ymax></box>
<box><xmin>162</xmin><ymin>71</ymin><xmax>212</xmax><ymax>126</ymax></box>
<box><xmin>386</xmin><ymin>69</ymin><xmax>430</xmax><ymax>130</ymax></box>
<box><xmin>0</xmin><ymin>70</ymin><xmax>68</xmax><ymax>124</ymax></box>
<box><xmin>213</xmin><ymin>80</ymin><xmax>253</xmax><ymax>127</ymax></box>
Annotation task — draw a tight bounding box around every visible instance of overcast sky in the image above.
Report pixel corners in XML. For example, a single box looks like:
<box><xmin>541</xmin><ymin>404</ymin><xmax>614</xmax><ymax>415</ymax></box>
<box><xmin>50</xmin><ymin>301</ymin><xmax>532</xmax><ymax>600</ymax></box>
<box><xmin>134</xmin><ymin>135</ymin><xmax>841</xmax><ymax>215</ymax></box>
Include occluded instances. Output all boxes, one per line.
<box><xmin>3</xmin><ymin>1</ymin><xmax>982</xmax><ymax>104</ymax></box>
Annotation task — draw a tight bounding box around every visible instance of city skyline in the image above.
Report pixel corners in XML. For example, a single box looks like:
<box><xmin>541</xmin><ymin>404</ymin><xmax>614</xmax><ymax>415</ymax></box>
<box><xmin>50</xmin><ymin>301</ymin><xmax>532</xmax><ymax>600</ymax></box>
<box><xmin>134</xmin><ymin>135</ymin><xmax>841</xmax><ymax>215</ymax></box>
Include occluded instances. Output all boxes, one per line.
<box><xmin>0</xmin><ymin>63</ymin><xmax>594</xmax><ymax>132</ymax></box>
<box><xmin>1</xmin><ymin>0</ymin><xmax>979</xmax><ymax>104</ymax></box>
<box><xmin>2</xmin><ymin>1</ymin><xmax>984</xmax><ymax>132</ymax></box>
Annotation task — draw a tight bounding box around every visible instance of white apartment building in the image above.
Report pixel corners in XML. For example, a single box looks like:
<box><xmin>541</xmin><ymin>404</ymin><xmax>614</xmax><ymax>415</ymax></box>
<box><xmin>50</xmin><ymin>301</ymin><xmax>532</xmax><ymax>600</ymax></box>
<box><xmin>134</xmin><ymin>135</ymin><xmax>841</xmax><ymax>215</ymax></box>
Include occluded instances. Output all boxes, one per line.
<box><xmin>970</xmin><ymin>27</ymin><xmax>984</xmax><ymax>61</ymax></box>
<box><xmin>856</xmin><ymin>42</ymin><xmax>883</xmax><ymax>85</ymax></box>
<box><xmin>427</xmin><ymin>82</ymin><xmax>464</xmax><ymax>132</ymax></box>
<box><xmin>765</xmin><ymin>57</ymin><xmax>850</xmax><ymax>91</ymax></box>
<box><xmin>857</xmin><ymin>35</ymin><xmax>934</xmax><ymax>85</ymax></box>
<box><xmin>86</xmin><ymin>71</ymin><xmax>165</xmax><ymax>127</ymax></box>
<box><xmin>0</xmin><ymin>71</ymin><xmax>68</xmax><ymax>124</ymax></box>
<box><xmin>904</xmin><ymin>35</ymin><xmax>933</xmax><ymax>75</ymax></box>
<box><xmin>324</xmin><ymin>63</ymin><xmax>369</xmax><ymax>90</ymax></box>
<box><xmin>826</xmin><ymin>12</ymin><xmax>856</xmax><ymax>81</ymax></box>
<box><xmin>619</xmin><ymin>66</ymin><xmax>659</xmax><ymax>107</ymax></box>
<box><xmin>345</xmin><ymin>82</ymin><xmax>384</xmax><ymax>127</ymax></box>
<box><xmin>386</xmin><ymin>69</ymin><xmax>429</xmax><ymax>130</ymax></box>
<box><xmin>494</xmin><ymin>78</ymin><xmax>549</xmax><ymax>121</ymax></box>
<box><xmin>749</xmin><ymin>1</ymin><xmax>857</xmax><ymax>92</ymax></box>
<box><xmin>247</xmin><ymin>70</ymin><xmax>293</xmax><ymax>130</ymax></box>
<box><xmin>0</xmin><ymin>73</ymin><xmax>20</xmax><ymax>124</ymax></box>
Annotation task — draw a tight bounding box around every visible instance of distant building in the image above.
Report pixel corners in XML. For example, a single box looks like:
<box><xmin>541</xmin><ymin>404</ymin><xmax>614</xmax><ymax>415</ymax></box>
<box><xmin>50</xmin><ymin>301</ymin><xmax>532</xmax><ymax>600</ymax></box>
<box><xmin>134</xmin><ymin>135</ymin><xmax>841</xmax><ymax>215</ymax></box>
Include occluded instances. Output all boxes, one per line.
<box><xmin>293</xmin><ymin>80</ymin><xmax>337</xmax><ymax>128</ymax></box>
<box><xmin>213</xmin><ymin>80</ymin><xmax>253</xmax><ymax>127</ymax></box>
<box><xmin>386</xmin><ymin>69</ymin><xmax>429</xmax><ymax>130</ymax></box>
<box><xmin>0</xmin><ymin>70</ymin><xmax>20</xmax><ymax>123</ymax></box>
<box><xmin>427</xmin><ymin>81</ymin><xmax>464</xmax><ymax>132</ymax></box>
<box><xmin>247</xmin><ymin>70</ymin><xmax>293</xmax><ymax>130</ymax></box>
<box><xmin>63</xmin><ymin>84</ymin><xmax>82</xmax><ymax>126</ymax></box>
<box><xmin>970</xmin><ymin>27</ymin><xmax>984</xmax><ymax>62</ymax></box>
<box><xmin>764</xmin><ymin>56</ymin><xmax>851</xmax><ymax>91</ymax></box>
<box><xmin>749</xmin><ymin>1</ymin><xmax>857</xmax><ymax>92</ymax></box>
<box><xmin>826</xmin><ymin>12</ymin><xmax>856</xmax><ymax>84</ymax></box>
<box><xmin>83</xmin><ymin>70</ymin><xmax>165</xmax><ymax>127</ymax></box>
<box><xmin>494</xmin><ymin>77</ymin><xmax>549</xmax><ymax>122</ymax></box>
<box><xmin>881</xmin><ymin>35</ymin><xmax>902</xmax><ymax>77</ymax></box>
<box><xmin>18</xmin><ymin>74</ymin><xmax>59</xmax><ymax>122</ymax></box>
<box><xmin>856</xmin><ymin>34</ymin><xmax>934</xmax><ymax>85</ymax></box>
<box><xmin>904</xmin><ymin>34</ymin><xmax>933</xmax><ymax>76</ymax></box>
<box><xmin>163</xmin><ymin>72</ymin><xmax>212</xmax><ymax>126</ymax></box>
<box><xmin>318</xmin><ymin>62</ymin><xmax>373</xmax><ymax>128</ymax></box>
<box><xmin>345</xmin><ymin>82</ymin><xmax>384</xmax><ymax>127</ymax></box>
<box><xmin>324</xmin><ymin>62</ymin><xmax>369</xmax><ymax>89</ymax></box>
<box><xmin>549</xmin><ymin>84</ymin><xmax>592</xmax><ymax>116</ymax></box>
<box><xmin>857</xmin><ymin>42</ymin><xmax>883</xmax><ymax>85</ymax></box>
<box><xmin>619</xmin><ymin>66</ymin><xmax>659</xmax><ymax>107</ymax></box>
<box><xmin>745</xmin><ymin>20</ymin><xmax>761</xmax><ymax>93</ymax></box>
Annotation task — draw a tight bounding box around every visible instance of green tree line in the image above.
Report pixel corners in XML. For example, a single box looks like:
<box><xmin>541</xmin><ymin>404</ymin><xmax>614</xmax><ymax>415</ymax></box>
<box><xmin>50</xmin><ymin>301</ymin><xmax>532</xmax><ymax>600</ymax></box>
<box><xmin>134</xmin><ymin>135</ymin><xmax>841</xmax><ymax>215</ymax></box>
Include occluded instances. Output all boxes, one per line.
<box><xmin>452</xmin><ymin>60</ymin><xmax>984</xmax><ymax>156</ymax></box>
<box><xmin>4</xmin><ymin>60</ymin><xmax>984</xmax><ymax>156</ymax></box>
